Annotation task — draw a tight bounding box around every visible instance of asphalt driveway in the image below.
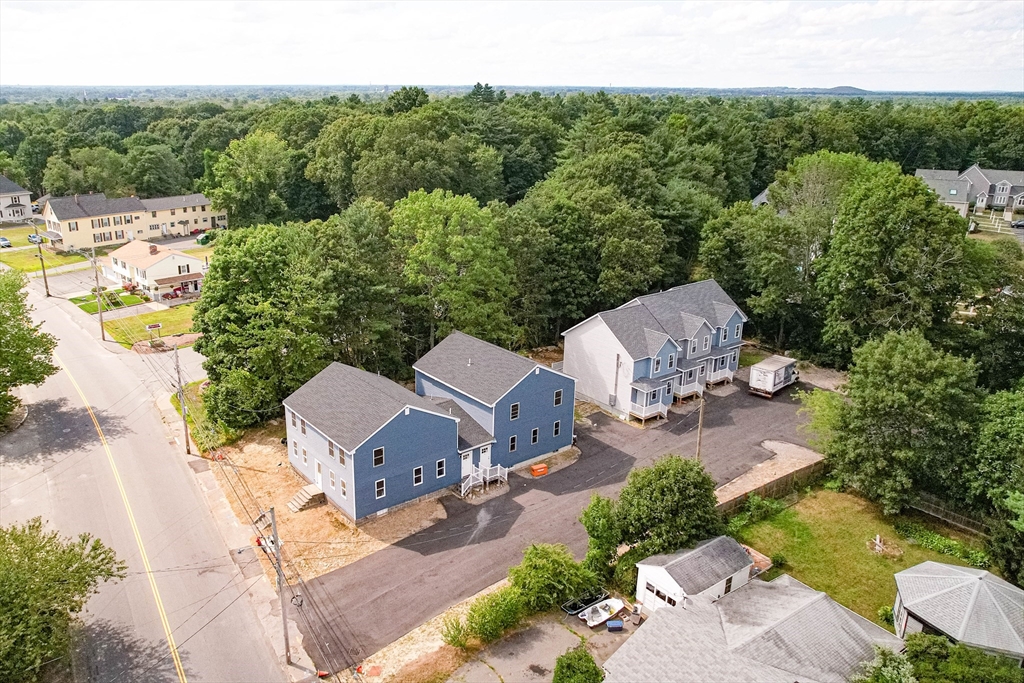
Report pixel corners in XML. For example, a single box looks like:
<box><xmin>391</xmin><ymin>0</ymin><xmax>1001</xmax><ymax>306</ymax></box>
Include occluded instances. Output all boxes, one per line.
<box><xmin>293</xmin><ymin>381</ymin><xmax>810</xmax><ymax>670</ymax></box>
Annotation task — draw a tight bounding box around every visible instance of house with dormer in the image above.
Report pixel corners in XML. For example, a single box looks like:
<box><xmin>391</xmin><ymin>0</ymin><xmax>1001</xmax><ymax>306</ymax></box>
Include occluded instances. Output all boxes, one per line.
<box><xmin>561</xmin><ymin>280</ymin><xmax>746</xmax><ymax>422</ymax></box>
<box><xmin>916</xmin><ymin>166</ymin><xmax>1024</xmax><ymax>219</ymax></box>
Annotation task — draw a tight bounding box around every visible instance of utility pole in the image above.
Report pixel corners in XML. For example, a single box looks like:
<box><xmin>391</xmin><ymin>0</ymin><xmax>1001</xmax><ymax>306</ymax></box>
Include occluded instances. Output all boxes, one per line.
<box><xmin>32</xmin><ymin>221</ymin><xmax>50</xmax><ymax>297</ymax></box>
<box><xmin>174</xmin><ymin>345</ymin><xmax>191</xmax><ymax>455</ymax></box>
<box><xmin>92</xmin><ymin>246</ymin><xmax>106</xmax><ymax>341</ymax></box>
<box><xmin>269</xmin><ymin>508</ymin><xmax>292</xmax><ymax>665</ymax></box>
<box><xmin>695</xmin><ymin>395</ymin><xmax>705</xmax><ymax>464</ymax></box>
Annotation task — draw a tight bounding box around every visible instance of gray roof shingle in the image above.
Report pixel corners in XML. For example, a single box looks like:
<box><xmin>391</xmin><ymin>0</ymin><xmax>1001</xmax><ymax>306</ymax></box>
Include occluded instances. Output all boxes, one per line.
<box><xmin>895</xmin><ymin>561</ymin><xmax>1024</xmax><ymax>657</ymax></box>
<box><xmin>428</xmin><ymin>398</ymin><xmax>494</xmax><ymax>450</ymax></box>
<box><xmin>604</xmin><ymin>575</ymin><xmax>903</xmax><ymax>683</ymax></box>
<box><xmin>584</xmin><ymin>280</ymin><xmax>746</xmax><ymax>359</ymax></box>
<box><xmin>140</xmin><ymin>193</ymin><xmax>211</xmax><ymax>211</ymax></box>
<box><xmin>283</xmin><ymin>363</ymin><xmax>451</xmax><ymax>452</ymax></box>
<box><xmin>638</xmin><ymin>536</ymin><xmax>753</xmax><ymax>595</ymax></box>
<box><xmin>0</xmin><ymin>175</ymin><xmax>28</xmax><ymax>195</ymax></box>
<box><xmin>915</xmin><ymin>169</ymin><xmax>962</xmax><ymax>181</ymax></box>
<box><xmin>46</xmin><ymin>193</ymin><xmax>147</xmax><ymax>220</ymax></box>
<box><xmin>413</xmin><ymin>331</ymin><xmax>542</xmax><ymax>406</ymax></box>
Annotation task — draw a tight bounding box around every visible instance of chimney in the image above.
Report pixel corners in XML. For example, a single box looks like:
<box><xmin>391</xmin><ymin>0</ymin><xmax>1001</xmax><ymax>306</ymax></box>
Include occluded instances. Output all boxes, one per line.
<box><xmin>149</xmin><ymin>245</ymin><xmax>158</xmax><ymax>255</ymax></box>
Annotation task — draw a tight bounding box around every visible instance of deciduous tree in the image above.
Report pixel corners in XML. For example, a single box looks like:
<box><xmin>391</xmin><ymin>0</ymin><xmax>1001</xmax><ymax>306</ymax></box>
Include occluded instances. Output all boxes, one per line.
<box><xmin>0</xmin><ymin>271</ymin><xmax>58</xmax><ymax>422</ymax></box>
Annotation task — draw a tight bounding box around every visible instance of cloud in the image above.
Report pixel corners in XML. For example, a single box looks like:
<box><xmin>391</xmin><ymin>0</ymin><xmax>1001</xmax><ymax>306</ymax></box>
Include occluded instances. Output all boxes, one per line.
<box><xmin>0</xmin><ymin>0</ymin><xmax>1021</xmax><ymax>91</ymax></box>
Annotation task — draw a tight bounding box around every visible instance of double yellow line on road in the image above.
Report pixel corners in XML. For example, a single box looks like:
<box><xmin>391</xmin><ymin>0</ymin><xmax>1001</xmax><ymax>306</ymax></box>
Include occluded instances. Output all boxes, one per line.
<box><xmin>56</xmin><ymin>354</ymin><xmax>187</xmax><ymax>683</ymax></box>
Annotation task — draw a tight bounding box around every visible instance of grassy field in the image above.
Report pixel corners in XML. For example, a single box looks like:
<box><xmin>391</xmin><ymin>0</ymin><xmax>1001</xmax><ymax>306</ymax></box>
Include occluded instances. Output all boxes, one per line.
<box><xmin>180</xmin><ymin>245</ymin><xmax>215</xmax><ymax>262</ymax></box>
<box><xmin>736</xmin><ymin>490</ymin><xmax>984</xmax><ymax>628</ymax></box>
<box><xmin>69</xmin><ymin>290</ymin><xmax>145</xmax><ymax>314</ymax></box>
<box><xmin>0</xmin><ymin>247</ymin><xmax>87</xmax><ymax>272</ymax></box>
<box><xmin>103</xmin><ymin>304</ymin><xmax>194</xmax><ymax>348</ymax></box>
<box><xmin>0</xmin><ymin>225</ymin><xmax>39</xmax><ymax>247</ymax></box>
<box><xmin>739</xmin><ymin>347</ymin><xmax>771</xmax><ymax>368</ymax></box>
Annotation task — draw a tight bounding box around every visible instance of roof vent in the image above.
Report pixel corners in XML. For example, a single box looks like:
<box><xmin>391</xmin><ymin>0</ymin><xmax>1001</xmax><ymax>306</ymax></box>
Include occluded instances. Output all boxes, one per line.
<box><xmin>149</xmin><ymin>245</ymin><xmax>158</xmax><ymax>255</ymax></box>
<box><xmin>404</xmin><ymin>407</ymin><xmax>410</xmax><ymax>415</ymax></box>
<box><xmin>467</xmin><ymin>358</ymin><xmax>472</xmax><ymax>367</ymax></box>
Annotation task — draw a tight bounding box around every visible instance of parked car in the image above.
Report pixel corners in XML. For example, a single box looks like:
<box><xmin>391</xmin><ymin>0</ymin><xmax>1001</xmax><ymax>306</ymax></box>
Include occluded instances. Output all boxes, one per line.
<box><xmin>1011</xmin><ymin>220</ymin><xmax>1024</xmax><ymax>230</ymax></box>
<box><xmin>27</xmin><ymin>233</ymin><xmax>43</xmax><ymax>244</ymax></box>
<box><xmin>0</xmin><ymin>236</ymin><xmax>11</xmax><ymax>248</ymax></box>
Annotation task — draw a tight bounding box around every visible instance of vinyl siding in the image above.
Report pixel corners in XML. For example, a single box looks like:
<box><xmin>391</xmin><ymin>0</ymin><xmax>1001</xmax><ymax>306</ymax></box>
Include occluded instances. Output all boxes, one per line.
<box><xmin>491</xmin><ymin>367</ymin><xmax>576</xmax><ymax>468</ymax></box>
<box><xmin>284</xmin><ymin>405</ymin><xmax>356</xmax><ymax>520</ymax></box>
<box><xmin>563</xmin><ymin>316</ymin><xmax>632</xmax><ymax>416</ymax></box>
<box><xmin>415</xmin><ymin>372</ymin><xmax>494</xmax><ymax>435</ymax></box>
<box><xmin>352</xmin><ymin>408</ymin><xmax>459</xmax><ymax>519</ymax></box>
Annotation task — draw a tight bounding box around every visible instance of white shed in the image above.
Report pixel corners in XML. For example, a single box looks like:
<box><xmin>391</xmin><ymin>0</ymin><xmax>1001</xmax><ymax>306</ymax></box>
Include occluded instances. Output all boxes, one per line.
<box><xmin>636</xmin><ymin>536</ymin><xmax>754</xmax><ymax>614</ymax></box>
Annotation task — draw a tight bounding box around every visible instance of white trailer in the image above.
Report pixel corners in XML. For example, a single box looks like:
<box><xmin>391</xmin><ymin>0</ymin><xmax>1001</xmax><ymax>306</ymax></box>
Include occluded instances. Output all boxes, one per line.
<box><xmin>748</xmin><ymin>355</ymin><xmax>799</xmax><ymax>398</ymax></box>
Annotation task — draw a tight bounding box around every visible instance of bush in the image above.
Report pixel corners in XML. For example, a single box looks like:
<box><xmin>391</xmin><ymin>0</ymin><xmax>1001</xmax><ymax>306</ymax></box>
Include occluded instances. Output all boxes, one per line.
<box><xmin>508</xmin><ymin>544</ymin><xmax>600</xmax><ymax>613</ymax></box>
<box><xmin>725</xmin><ymin>512</ymin><xmax>751</xmax><ymax>538</ymax></box>
<box><xmin>771</xmin><ymin>552</ymin><xmax>787</xmax><ymax>567</ymax></box>
<box><xmin>894</xmin><ymin>521</ymin><xmax>990</xmax><ymax>568</ymax></box>
<box><xmin>441</xmin><ymin>615</ymin><xmax>469</xmax><ymax>649</ymax></box>
<box><xmin>823</xmin><ymin>477</ymin><xmax>845</xmax><ymax>492</ymax></box>
<box><xmin>553</xmin><ymin>645</ymin><xmax>604</xmax><ymax>683</ymax></box>
<box><xmin>465</xmin><ymin>586</ymin><xmax>525</xmax><ymax>644</ymax></box>
<box><xmin>745</xmin><ymin>494</ymin><xmax>786</xmax><ymax>523</ymax></box>
<box><xmin>878</xmin><ymin>605</ymin><xmax>894</xmax><ymax>626</ymax></box>
<box><xmin>905</xmin><ymin>633</ymin><xmax>1024</xmax><ymax>683</ymax></box>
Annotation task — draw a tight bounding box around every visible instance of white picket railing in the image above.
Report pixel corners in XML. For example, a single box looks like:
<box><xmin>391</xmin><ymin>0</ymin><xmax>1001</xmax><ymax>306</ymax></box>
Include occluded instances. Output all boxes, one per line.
<box><xmin>708</xmin><ymin>368</ymin><xmax>733</xmax><ymax>383</ymax></box>
<box><xmin>460</xmin><ymin>464</ymin><xmax>508</xmax><ymax>497</ymax></box>
<box><xmin>630</xmin><ymin>402</ymin><xmax>667</xmax><ymax>419</ymax></box>
<box><xmin>675</xmin><ymin>381</ymin><xmax>703</xmax><ymax>398</ymax></box>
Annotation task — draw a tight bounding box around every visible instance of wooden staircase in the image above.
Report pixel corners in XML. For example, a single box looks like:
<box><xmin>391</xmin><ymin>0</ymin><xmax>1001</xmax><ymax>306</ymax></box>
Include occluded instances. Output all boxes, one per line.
<box><xmin>287</xmin><ymin>484</ymin><xmax>326</xmax><ymax>513</ymax></box>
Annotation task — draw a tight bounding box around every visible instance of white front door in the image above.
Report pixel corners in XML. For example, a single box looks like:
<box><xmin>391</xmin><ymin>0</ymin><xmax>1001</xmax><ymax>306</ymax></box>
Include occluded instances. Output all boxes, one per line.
<box><xmin>314</xmin><ymin>460</ymin><xmax>323</xmax><ymax>488</ymax></box>
<box><xmin>461</xmin><ymin>452</ymin><xmax>473</xmax><ymax>478</ymax></box>
<box><xmin>479</xmin><ymin>445</ymin><xmax>491</xmax><ymax>469</ymax></box>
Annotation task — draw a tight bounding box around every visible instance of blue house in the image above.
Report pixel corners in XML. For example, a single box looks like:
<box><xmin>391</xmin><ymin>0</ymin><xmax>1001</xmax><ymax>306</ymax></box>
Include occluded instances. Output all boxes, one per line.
<box><xmin>283</xmin><ymin>362</ymin><xmax>461</xmax><ymax>522</ymax></box>
<box><xmin>414</xmin><ymin>331</ymin><xmax>576</xmax><ymax>483</ymax></box>
<box><xmin>562</xmin><ymin>280</ymin><xmax>747</xmax><ymax>422</ymax></box>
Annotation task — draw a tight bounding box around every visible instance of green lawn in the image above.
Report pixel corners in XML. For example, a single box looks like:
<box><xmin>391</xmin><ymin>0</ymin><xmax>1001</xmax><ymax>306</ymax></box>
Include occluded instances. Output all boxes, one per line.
<box><xmin>0</xmin><ymin>225</ymin><xmax>39</xmax><ymax>247</ymax></box>
<box><xmin>739</xmin><ymin>347</ymin><xmax>771</xmax><ymax>368</ymax></box>
<box><xmin>169</xmin><ymin>380</ymin><xmax>240</xmax><ymax>453</ymax></box>
<box><xmin>104</xmin><ymin>304</ymin><xmax>195</xmax><ymax>348</ymax></box>
<box><xmin>180</xmin><ymin>245</ymin><xmax>215</xmax><ymax>262</ymax></box>
<box><xmin>0</xmin><ymin>248</ymin><xmax>87</xmax><ymax>272</ymax></box>
<box><xmin>736</xmin><ymin>490</ymin><xmax>984</xmax><ymax>628</ymax></box>
<box><xmin>70</xmin><ymin>291</ymin><xmax>145</xmax><ymax>314</ymax></box>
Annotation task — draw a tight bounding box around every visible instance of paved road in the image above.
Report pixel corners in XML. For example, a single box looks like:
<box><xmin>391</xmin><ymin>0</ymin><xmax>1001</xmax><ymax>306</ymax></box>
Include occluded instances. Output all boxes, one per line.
<box><xmin>298</xmin><ymin>382</ymin><xmax>809</xmax><ymax>668</ymax></box>
<box><xmin>0</xmin><ymin>287</ymin><xmax>284</xmax><ymax>682</ymax></box>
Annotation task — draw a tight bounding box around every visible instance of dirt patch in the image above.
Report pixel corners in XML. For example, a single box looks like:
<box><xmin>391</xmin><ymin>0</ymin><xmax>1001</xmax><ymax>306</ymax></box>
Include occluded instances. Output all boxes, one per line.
<box><xmin>525</xmin><ymin>345</ymin><xmax>563</xmax><ymax>367</ymax></box>
<box><xmin>385</xmin><ymin>645</ymin><xmax>469</xmax><ymax>683</ymax></box>
<box><xmin>210</xmin><ymin>423</ymin><xmax>446</xmax><ymax>584</ymax></box>
<box><xmin>796</xmin><ymin>363</ymin><xmax>847</xmax><ymax>392</ymax></box>
<box><xmin>574</xmin><ymin>401</ymin><xmax>603</xmax><ymax>420</ymax></box>
<box><xmin>132</xmin><ymin>332</ymin><xmax>202</xmax><ymax>353</ymax></box>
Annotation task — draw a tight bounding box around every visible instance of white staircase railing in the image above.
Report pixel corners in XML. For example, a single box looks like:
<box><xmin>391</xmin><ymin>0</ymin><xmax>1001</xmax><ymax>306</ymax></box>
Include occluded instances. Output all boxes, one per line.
<box><xmin>460</xmin><ymin>464</ymin><xmax>508</xmax><ymax>497</ymax></box>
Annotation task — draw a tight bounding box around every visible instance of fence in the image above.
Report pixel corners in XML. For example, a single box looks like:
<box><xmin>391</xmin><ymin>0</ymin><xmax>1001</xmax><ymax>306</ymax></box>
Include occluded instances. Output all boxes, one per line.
<box><xmin>909</xmin><ymin>492</ymin><xmax>990</xmax><ymax>537</ymax></box>
<box><xmin>716</xmin><ymin>460</ymin><xmax>826</xmax><ymax>516</ymax></box>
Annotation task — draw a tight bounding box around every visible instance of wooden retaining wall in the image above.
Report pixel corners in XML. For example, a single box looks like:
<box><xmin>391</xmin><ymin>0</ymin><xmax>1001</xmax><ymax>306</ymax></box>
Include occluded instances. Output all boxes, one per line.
<box><xmin>716</xmin><ymin>460</ymin><xmax>826</xmax><ymax>516</ymax></box>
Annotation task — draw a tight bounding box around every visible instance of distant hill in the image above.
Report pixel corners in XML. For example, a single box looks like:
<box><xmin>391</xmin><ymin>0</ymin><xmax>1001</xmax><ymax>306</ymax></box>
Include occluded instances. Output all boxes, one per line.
<box><xmin>0</xmin><ymin>83</ymin><xmax>1020</xmax><ymax>104</ymax></box>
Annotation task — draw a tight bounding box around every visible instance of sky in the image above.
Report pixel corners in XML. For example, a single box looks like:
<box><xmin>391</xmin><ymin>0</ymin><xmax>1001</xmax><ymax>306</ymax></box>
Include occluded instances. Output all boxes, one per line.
<box><xmin>1</xmin><ymin>1</ymin><xmax>1022</xmax><ymax>92</ymax></box>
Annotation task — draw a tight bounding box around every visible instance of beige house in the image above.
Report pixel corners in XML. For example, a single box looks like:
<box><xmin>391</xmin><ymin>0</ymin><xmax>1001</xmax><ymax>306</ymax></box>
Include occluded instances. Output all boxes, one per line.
<box><xmin>104</xmin><ymin>240</ymin><xmax>205</xmax><ymax>298</ymax></box>
<box><xmin>1</xmin><ymin>175</ymin><xmax>32</xmax><ymax>222</ymax></box>
<box><xmin>41</xmin><ymin>192</ymin><xmax>225</xmax><ymax>252</ymax></box>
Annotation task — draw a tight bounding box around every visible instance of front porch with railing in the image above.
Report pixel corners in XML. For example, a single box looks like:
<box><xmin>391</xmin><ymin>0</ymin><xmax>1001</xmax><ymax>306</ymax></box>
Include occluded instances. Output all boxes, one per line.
<box><xmin>628</xmin><ymin>400</ymin><xmax>667</xmax><ymax>422</ymax></box>
<box><xmin>674</xmin><ymin>380</ymin><xmax>704</xmax><ymax>400</ymax></box>
<box><xmin>460</xmin><ymin>464</ymin><xmax>509</xmax><ymax>497</ymax></box>
<box><xmin>707</xmin><ymin>367</ymin><xmax>734</xmax><ymax>384</ymax></box>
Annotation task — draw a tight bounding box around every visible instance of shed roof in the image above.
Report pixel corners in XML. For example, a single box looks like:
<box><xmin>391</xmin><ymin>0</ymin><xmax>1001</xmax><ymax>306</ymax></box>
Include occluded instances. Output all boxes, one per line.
<box><xmin>428</xmin><ymin>398</ymin><xmax>494</xmax><ymax>450</ymax></box>
<box><xmin>283</xmin><ymin>363</ymin><xmax>453</xmax><ymax>452</ymax></box>
<box><xmin>603</xmin><ymin>575</ymin><xmax>903</xmax><ymax>683</ymax></box>
<box><xmin>414</xmin><ymin>331</ymin><xmax>543</xmax><ymax>406</ymax></box>
<box><xmin>638</xmin><ymin>536</ymin><xmax>753</xmax><ymax>595</ymax></box>
<box><xmin>895</xmin><ymin>561</ymin><xmax>1024</xmax><ymax>658</ymax></box>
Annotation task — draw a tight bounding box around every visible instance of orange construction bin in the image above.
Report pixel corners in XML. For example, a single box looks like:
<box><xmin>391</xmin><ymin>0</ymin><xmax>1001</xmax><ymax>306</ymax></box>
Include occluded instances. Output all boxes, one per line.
<box><xmin>531</xmin><ymin>463</ymin><xmax>549</xmax><ymax>477</ymax></box>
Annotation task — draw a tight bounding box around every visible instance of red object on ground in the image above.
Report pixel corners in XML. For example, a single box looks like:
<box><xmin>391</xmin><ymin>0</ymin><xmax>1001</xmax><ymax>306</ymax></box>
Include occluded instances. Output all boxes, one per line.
<box><xmin>367</xmin><ymin>665</ymin><xmax>383</xmax><ymax>676</ymax></box>
<box><xmin>530</xmin><ymin>463</ymin><xmax>548</xmax><ymax>477</ymax></box>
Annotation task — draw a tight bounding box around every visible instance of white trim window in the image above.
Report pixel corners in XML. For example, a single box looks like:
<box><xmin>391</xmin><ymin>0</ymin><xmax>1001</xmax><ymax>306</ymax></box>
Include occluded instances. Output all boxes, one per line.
<box><xmin>292</xmin><ymin>441</ymin><xmax>298</xmax><ymax>456</ymax></box>
<box><xmin>554</xmin><ymin>389</ymin><xmax>563</xmax><ymax>407</ymax></box>
<box><xmin>553</xmin><ymin>420</ymin><xmax>561</xmax><ymax>437</ymax></box>
<box><xmin>690</xmin><ymin>340</ymin><xmax>697</xmax><ymax>354</ymax></box>
<box><xmin>509</xmin><ymin>435</ymin><xmax>517</xmax><ymax>452</ymax></box>
<box><xmin>703</xmin><ymin>336</ymin><xmax>710</xmax><ymax>351</ymax></box>
<box><xmin>722</xmin><ymin>327</ymin><xmax>729</xmax><ymax>342</ymax></box>
<box><xmin>734</xmin><ymin>323</ymin><xmax>741</xmax><ymax>339</ymax></box>
<box><xmin>300</xmin><ymin>419</ymin><xmax>306</xmax><ymax>435</ymax></box>
<box><xmin>510</xmin><ymin>403</ymin><xmax>520</xmax><ymax>420</ymax></box>
<box><xmin>340</xmin><ymin>480</ymin><xmax>347</xmax><ymax>499</ymax></box>
<box><xmin>302</xmin><ymin>448</ymin><xmax>307</xmax><ymax>465</ymax></box>
<box><xmin>649</xmin><ymin>389</ymin><xmax>658</xmax><ymax>403</ymax></box>
<box><xmin>699</xmin><ymin>365</ymin><xmax>706</xmax><ymax>376</ymax></box>
<box><xmin>373</xmin><ymin>447</ymin><xmax>385</xmax><ymax>467</ymax></box>
<box><xmin>375</xmin><ymin>479</ymin><xmax>386</xmax><ymax>499</ymax></box>
<box><xmin>329</xmin><ymin>471</ymin><xmax>336</xmax><ymax>489</ymax></box>
<box><xmin>413</xmin><ymin>466</ymin><xmax>423</xmax><ymax>486</ymax></box>
<box><xmin>291</xmin><ymin>411</ymin><xmax>296</xmax><ymax>427</ymax></box>
<box><xmin>732</xmin><ymin>351</ymin><xmax>737</xmax><ymax>363</ymax></box>
<box><xmin>668</xmin><ymin>354</ymin><xmax>674</xmax><ymax>369</ymax></box>
<box><xmin>436</xmin><ymin>459</ymin><xmax>446</xmax><ymax>478</ymax></box>
<box><xmin>328</xmin><ymin>441</ymin><xmax>335</xmax><ymax>460</ymax></box>
<box><xmin>654</xmin><ymin>357</ymin><xmax>662</xmax><ymax>373</ymax></box>
<box><xmin>531</xmin><ymin>428</ymin><xmax>539</xmax><ymax>444</ymax></box>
